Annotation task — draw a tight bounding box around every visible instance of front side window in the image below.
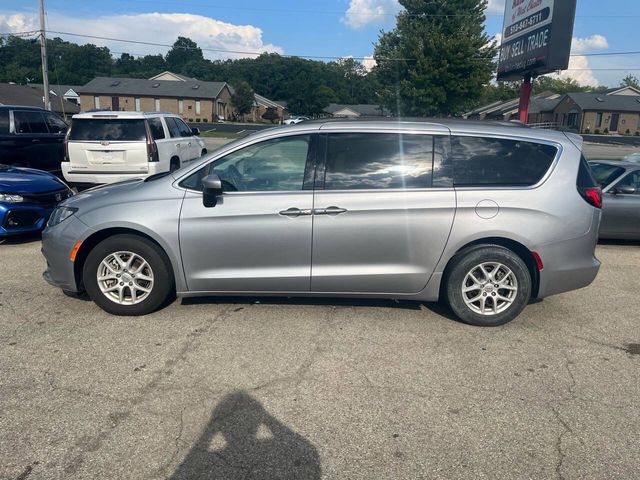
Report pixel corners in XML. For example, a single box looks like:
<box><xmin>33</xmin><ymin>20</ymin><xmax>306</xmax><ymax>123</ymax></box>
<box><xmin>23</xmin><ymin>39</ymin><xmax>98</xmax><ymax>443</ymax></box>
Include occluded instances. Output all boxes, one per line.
<box><xmin>165</xmin><ymin>117</ymin><xmax>183</xmax><ymax>138</ymax></box>
<box><xmin>44</xmin><ymin>112</ymin><xmax>67</xmax><ymax>134</ymax></box>
<box><xmin>148</xmin><ymin>117</ymin><xmax>165</xmax><ymax>140</ymax></box>
<box><xmin>176</xmin><ymin>118</ymin><xmax>192</xmax><ymax>137</ymax></box>
<box><xmin>615</xmin><ymin>171</ymin><xmax>640</xmax><ymax>194</ymax></box>
<box><xmin>69</xmin><ymin>119</ymin><xmax>147</xmax><ymax>141</ymax></box>
<box><xmin>13</xmin><ymin>111</ymin><xmax>48</xmax><ymax>134</ymax></box>
<box><xmin>181</xmin><ymin>135</ymin><xmax>311</xmax><ymax>192</ymax></box>
<box><xmin>323</xmin><ymin>133</ymin><xmax>433</xmax><ymax>190</ymax></box>
<box><xmin>451</xmin><ymin>136</ymin><xmax>557</xmax><ymax>187</ymax></box>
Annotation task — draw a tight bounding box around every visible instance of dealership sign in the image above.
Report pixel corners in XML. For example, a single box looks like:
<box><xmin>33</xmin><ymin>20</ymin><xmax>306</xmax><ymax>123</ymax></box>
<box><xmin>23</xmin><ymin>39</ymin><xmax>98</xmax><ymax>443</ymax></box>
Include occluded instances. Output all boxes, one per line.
<box><xmin>497</xmin><ymin>0</ymin><xmax>577</xmax><ymax>81</ymax></box>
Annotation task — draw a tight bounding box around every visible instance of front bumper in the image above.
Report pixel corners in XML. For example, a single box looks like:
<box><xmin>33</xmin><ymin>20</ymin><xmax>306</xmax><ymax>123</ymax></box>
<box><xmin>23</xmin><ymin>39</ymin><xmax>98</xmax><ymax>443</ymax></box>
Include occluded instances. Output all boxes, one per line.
<box><xmin>0</xmin><ymin>203</ymin><xmax>55</xmax><ymax>237</ymax></box>
<box><xmin>41</xmin><ymin>216</ymin><xmax>92</xmax><ymax>292</ymax></box>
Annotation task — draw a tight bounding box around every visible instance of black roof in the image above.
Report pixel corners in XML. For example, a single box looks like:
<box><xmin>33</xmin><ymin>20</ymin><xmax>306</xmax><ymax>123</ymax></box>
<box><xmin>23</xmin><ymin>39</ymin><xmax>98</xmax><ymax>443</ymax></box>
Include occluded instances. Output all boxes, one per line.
<box><xmin>0</xmin><ymin>83</ymin><xmax>80</xmax><ymax>114</ymax></box>
<box><xmin>78</xmin><ymin>77</ymin><xmax>228</xmax><ymax>99</ymax></box>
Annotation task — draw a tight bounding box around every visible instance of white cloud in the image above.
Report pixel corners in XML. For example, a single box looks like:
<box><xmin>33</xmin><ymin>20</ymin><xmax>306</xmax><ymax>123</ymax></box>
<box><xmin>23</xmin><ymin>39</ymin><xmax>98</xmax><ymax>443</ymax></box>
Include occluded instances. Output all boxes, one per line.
<box><xmin>486</xmin><ymin>0</ymin><xmax>506</xmax><ymax>15</ymax></box>
<box><xmin>343</xmin><ymin>0</ymin><xmax>401</xmax><ymax>29</ymax></box>
<box><xmin>551</xmin><ymin>35</ymin><xmax>609</xmax><ymax>87</ymax></box>
<box><xmin>362</xmin><ymin>55</ymin><xmax>377</xmax><ymax>72</ymax></box>
<box><xmin>0</xmin><ymin>11</ymin><xmax>283</xmax><ymax>60</ymax></box>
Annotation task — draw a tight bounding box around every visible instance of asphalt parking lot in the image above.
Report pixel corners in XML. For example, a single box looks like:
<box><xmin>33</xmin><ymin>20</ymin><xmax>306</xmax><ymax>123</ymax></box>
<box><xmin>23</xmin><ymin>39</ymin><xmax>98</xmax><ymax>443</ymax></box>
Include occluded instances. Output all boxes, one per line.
<box><xmin>0</xmin><ymin>236</ymin><xmax>638</xmax><ymax>480</ymax></box>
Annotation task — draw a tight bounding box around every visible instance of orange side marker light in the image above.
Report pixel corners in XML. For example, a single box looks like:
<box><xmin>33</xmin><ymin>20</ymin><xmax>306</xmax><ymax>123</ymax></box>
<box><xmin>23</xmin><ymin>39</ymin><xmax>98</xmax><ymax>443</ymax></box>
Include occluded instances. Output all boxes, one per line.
<box><xmin>70</xmin><ymin>241</ymin><xmax>83</xmax><ymax>262</ymax></box>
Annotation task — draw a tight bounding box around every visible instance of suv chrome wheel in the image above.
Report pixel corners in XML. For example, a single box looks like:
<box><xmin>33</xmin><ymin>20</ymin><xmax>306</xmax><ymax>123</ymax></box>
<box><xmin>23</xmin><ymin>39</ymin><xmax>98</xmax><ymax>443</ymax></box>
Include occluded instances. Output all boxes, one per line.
<box><xmin>97</xmin><ymin>251</ymin><xmax>154</xmax><ymax>305</ymax></box>
<box><xmin>461</xmin><ymin>262</ymin><xmax>518</xmax><ymax>316</ymax></box>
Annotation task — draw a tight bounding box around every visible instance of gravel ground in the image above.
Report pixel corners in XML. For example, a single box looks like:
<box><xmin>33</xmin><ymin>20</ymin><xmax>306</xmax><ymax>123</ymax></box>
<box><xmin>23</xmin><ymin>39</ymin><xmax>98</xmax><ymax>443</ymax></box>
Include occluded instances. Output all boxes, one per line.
<box><xmin>0</xmin><ymin>236</ymin><xmax>638</xmax><ymax>480</ymax></box>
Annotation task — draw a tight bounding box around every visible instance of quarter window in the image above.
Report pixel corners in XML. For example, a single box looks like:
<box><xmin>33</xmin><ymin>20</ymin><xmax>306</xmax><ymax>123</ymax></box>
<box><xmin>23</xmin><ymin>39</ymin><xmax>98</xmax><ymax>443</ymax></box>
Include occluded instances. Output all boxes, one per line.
<box><xmin>181</xmin><ymin>135</ymin><xmax>311</xmax><ymax>192</ymax></box>
<box><xmin>323</xmin><ymin>133</ymin><xmax>434</xmax><ymax>190</ymax></box>
<box><xmin>451</xmin><ymin>136</ymin><xmax>557</xmax><ymax>187</ymax></box>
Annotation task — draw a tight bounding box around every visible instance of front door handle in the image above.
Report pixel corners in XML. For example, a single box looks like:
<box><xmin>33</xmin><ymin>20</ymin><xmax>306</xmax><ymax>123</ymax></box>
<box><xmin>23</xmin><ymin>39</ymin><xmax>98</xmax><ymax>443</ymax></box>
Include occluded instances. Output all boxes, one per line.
<box><xmin>317</xmin><ymin>206</ymin><xmax>347</xmax><ymax>215</ymax></box>
<box><xmin>279</xmin><ymin>207</ymin><xmax>312</xmax><ymax>217</ymax></box>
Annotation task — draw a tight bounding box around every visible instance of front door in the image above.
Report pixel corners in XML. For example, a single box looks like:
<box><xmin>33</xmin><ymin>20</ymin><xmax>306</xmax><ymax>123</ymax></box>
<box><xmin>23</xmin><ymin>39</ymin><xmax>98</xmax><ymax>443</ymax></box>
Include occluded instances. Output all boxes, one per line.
<box><xmin>179</xmin><ymin>133</ymin><xmax>316</xmax><ymax>292</ymax></box>
<box><xmin>602</xmin><ymin>170</ymin><xmax>640</xmax><ymax>237</ymax></box>
<box><xmin>610</xmin><ymin>113</ymin><xmax>620</xmax><ymax>132</ymax></box>
<box><xmin>310</xmin><ymin>131</ymin><xmax>456</xmax><ymax>294</ymax></box>
<box><xmin>112</xmin><ymin>96</ymin><xmax>120</xmax><ymax>111</ymax></box>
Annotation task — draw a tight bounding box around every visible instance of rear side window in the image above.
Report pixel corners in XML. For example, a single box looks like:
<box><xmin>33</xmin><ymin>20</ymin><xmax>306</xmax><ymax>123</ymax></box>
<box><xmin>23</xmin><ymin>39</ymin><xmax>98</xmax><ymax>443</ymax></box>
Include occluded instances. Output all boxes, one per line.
<box><xmin>577</xmin><ymin>155</ymin><xmax>598</xmax><ymax>189</ymax></box>
<box><xmin>588</xmin><ymin>162</ymin><xmax>625</xmax><ymax>188</ymax></box>
<box><xmin>165</xmin><ymin>117</ymin><xmax>183</xmax><ymax>138</ymax></box>
<box><xmin>451</xmin><ymin>136</ymin><xmax>557</xmax><ymax>187</ymax></box>
<box><xmin>14</xmin><ymin>111</ymin><xmax>49</xmax><ymax>134</ymax></box>
<box><xmin>323</xmin><ymin>133</ymin><xmax>433</xmax><ymax>190</ymax></box>
<box><xmin>0</xmin><ymin>110</ymin><xmax>8</xmax><ymax>134</ymax></box>
<box><xmin>148</xmin><ymin>117</ymin><xmax>166</xmax><ymax>140</ymax></box>
<box><xmin>69</xmin><ymin>119</ymin><xmax>147</xmax><ymax>141</ymax></box>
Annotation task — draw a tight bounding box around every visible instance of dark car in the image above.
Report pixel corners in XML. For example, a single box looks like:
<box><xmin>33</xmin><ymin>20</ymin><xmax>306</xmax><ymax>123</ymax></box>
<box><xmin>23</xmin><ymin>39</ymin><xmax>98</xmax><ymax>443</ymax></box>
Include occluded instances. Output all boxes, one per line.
<box><xmin>0</xmin><ymin>105</ymin><xmax>68</xmax><ymax>175</ymax></box>
<box><xmin>589</xmin><ymin>160</ymin><xmax>640</xmax><ymax>240</ymax></box>
<box><xmin>0</xmin><ymin>164</ymin><xmax>73</xmax><ymax>237</ymax></box>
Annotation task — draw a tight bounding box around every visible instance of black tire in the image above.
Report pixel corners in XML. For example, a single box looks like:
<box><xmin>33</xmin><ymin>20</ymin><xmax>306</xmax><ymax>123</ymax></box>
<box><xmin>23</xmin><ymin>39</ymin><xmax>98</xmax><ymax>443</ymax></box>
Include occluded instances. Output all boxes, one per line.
<box><xmin>82</xmin><ymin>234</ymin><xmax>174</xmax><ymax>316</ymax></box>
<box><xmin>170</xmin><ymin>158</ymin><xmax>180</xmax><ymax>172</ymax></box>
<box><xmin>201</xmin><ymin>148</ymin><xmax>207</xmax><ymax>156</ymax></box>
<box><xmin>444</xmin><ymin>245</ymin><xmax>531</xmax><ymax>327</ymax></box>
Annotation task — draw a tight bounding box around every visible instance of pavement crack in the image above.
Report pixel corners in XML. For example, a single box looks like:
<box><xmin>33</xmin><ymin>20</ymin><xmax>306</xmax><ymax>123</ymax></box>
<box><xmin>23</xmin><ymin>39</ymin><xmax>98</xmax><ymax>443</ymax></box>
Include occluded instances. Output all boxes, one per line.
<box><xmin>551</xmin><ymin>406</ymin><xmax>573</xmax><ymax>480</ymax></box>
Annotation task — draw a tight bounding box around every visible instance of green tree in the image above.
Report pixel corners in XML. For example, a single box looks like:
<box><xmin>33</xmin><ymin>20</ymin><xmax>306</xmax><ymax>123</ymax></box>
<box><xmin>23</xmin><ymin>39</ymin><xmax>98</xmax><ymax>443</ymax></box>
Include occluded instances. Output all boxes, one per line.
<box><xmin>231</xmin><ymin>80</ymin><xmax>255</xmax><ymax>118</ymax></box>
<box><xmin>620</xmin><ymin>74</ymin><xmax>640</xmax><ymax>89</ymax></box>
<box><xmin>261</xmin><ymin>107</ymin><xmax>280</xmax><ymax>124</ymax></box>
<box><xmin>165</xmin><ymin>37</ymin><xmax>204</xmax><ymax>72</ymax></box>
<box><xmin>373</xmin><ymin>0</ymin><xmax>496</xmax><ymax>116</ymax></box>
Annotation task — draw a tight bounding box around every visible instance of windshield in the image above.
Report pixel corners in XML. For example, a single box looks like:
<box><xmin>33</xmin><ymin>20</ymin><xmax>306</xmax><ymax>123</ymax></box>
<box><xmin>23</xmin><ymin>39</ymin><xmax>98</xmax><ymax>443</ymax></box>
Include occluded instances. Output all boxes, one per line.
<box><xmin>589</xmin><ymin>163</ymin><xmax>625</xmax><ymax>188</ymax></box>
<box><xmin>69</xmin><ymin>118</ymin><xmax>147</xmax><ymax>141</ymax></box>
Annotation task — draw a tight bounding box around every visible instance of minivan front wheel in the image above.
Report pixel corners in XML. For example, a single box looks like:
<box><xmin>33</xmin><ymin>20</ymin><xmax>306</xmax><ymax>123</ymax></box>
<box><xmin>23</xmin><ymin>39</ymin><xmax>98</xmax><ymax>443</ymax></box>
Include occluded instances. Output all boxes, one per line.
<box><xmin>445</xmin><ymin>246</ymin><xmax>531</xmax><ymax>326</ymax></box>
<box><xmin>83</xmin><ymin>234</ymin><xmax>174</xmax><ymax>315</ymax></box>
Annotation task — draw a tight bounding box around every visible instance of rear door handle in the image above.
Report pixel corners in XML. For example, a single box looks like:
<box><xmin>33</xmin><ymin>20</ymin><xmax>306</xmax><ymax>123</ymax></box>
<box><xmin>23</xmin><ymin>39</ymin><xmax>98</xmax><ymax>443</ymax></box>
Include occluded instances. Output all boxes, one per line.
<box><xmin>317</xmin><ymin>206</ymin><xmax>347</xmax><ymax>215</ymax></box>
<box><xmin>279</xmin><ymin>207</ymin><xmax>312</xmax><ymax>218</ymax></box>
<box><xmin>32</xmin><ymin>139</ymin><xmax>41</xmax><ymax>143</ymax></box>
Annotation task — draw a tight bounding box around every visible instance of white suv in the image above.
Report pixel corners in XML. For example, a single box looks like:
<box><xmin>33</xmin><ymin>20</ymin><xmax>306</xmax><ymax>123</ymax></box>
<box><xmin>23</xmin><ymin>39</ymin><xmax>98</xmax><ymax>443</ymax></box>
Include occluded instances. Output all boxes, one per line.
<box><xmin>62</xmin><ymin>111</ymin><xmax>207</xmax><ymax>186</ymax></box>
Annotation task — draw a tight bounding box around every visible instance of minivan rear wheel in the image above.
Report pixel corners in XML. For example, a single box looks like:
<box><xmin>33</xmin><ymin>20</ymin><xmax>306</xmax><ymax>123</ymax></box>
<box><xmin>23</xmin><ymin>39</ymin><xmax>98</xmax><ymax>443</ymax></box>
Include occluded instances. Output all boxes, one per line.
<box><xmin>445</xmin><ymin>246</ymin><xmax>531</xmax><ymax>326</ymax></box>
<box><xmin>83</xmin><ymin>234</ymin><xmax>174</xmax><ymax>316</ymax></box>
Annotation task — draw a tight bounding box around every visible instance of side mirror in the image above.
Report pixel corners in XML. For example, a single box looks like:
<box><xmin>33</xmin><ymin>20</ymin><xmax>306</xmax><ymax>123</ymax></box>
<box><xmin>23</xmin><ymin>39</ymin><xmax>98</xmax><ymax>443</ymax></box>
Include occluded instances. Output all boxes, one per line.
<box><xmin>191</xmin><ymin>127</ymin><xmax>200</xmax><ymax>136</ymax></box>
<box><xmin>202</xmin><ymin>174</ymin><xmax>223</xmax><ymax>207</ymax></box>
<box><xmin>614</xmin><ymin>185</ymin><xmax>636</xmax><ymax>195</ymax></box>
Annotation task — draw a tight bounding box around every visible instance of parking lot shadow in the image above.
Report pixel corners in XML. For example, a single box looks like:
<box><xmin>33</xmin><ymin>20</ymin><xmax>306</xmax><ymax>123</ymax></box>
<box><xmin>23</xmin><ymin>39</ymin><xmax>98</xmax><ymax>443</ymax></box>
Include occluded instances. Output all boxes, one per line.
<box><xmin>170</xmin><ymin>391</ymin><xmax>321</xmax><ymax>480</ymax></box>
<box><xmin>0</xmin><ymin>232</ymin><xmax>42</xmax><ymax>245</ymax></box>
<box><xmin>182</xmin><ymin>295</ymin><xmax>423</xmax><ymax>310</ymax></box>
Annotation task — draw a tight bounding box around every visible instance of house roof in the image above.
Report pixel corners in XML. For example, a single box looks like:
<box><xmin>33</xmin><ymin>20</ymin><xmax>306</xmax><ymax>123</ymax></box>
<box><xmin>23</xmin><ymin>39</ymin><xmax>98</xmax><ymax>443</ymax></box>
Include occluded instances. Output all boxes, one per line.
<box><xmin>323</xmin><ymin>103</ymin><xmax>388</xmax><ymax>116</ymax></box>
<box><xmin>77</xmin><ymin>77</ymin><xmax>228</xmax><ymax>100</ymax></box>
<box><xmin>32</xmin><ymin>84</ymin><xmax>81</xmax><ymax>98</ymax></box>
<box><xmin>0</xmin><ymin>83</ymin><xmax>80</xmax><ymax>114</ymax></box>
<box><xmin>254</xmin><ymin>93</ymin><xmax>287</xmax><ymax>110</ymax></box>
<box><xmin>565</xmin><ymin>92</ymin><xmax>640</xmax><ymax>112</ymax></box>
<box><xmin>148</xmin><ymin>71</ymin><xmax>199</xmax><ymax>82</ymax></box>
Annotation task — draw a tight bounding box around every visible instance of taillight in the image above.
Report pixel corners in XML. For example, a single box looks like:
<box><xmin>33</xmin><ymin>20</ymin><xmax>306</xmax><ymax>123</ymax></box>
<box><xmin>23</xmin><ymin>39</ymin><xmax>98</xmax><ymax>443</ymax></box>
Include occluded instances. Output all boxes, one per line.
<box><xmin>144</xmin><ymin>121</ymin><xmax>159</xmax><ymax>162</ymax></box>
<box><xmin>579</xmin><ymin>187</ymin><xmax>602</xmax><ymax>209</ymax></box>
<box><xmin>62</xmin><ymin>127</ymin><xmax>71</xmax><ymax>162</ymax></box>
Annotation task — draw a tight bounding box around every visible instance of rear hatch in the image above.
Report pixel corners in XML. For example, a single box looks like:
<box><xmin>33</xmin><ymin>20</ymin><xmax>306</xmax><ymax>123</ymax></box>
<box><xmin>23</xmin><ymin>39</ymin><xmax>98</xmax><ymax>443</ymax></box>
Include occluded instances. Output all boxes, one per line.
<box><xmin>67</xmin><ymin>117</ymin><xmax>149</xmax><ymax>174</ymax></box>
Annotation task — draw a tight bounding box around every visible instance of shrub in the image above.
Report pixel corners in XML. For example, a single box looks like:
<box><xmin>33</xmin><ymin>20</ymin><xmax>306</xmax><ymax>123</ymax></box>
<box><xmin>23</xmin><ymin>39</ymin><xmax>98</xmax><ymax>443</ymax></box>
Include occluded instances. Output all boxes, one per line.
<box><xmin>636</xmin><ymin>131</ymin><xmax>640</xmax><ymax>136</ymax></box>
<box><xmin>195</xmin><ymin>118</ymin><xmax>201</xmax><ymax>122</ymax></box>
<box><xmin>202</xmin><ymin>118</ymin><xmax>208</xmax><ymax>123</ymax></box>
<box><xmin>594</xmin><ymin>129</ymin><xmax>600</xmax><ymax>134</ymax></box>
<box><xmin>625</xmin><ymin>128</ymin><xmax>631</xmax><ymax>135</ymax></box>
<box><xmin>584</xmin><ymin>128</ymin><xmax>590</xmax><ymax>134</ymax></box>
<box><xmin>604</xmin><ymin>128</ymin><xmax>609</xmax><ymax>134</ymax></box>
<box><xmin>188</xmin><ymin>118</ymin><xmax>194</xmax><ymax>122</ymax></box>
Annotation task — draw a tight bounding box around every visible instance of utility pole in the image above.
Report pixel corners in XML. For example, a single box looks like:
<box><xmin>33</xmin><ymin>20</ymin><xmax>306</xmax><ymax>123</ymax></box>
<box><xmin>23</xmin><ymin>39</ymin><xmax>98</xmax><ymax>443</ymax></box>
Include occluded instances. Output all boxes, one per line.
<box><xmin>39</xmin><ymin>0</ymin><xmax>51</xmax><ymax>110</ymax></box>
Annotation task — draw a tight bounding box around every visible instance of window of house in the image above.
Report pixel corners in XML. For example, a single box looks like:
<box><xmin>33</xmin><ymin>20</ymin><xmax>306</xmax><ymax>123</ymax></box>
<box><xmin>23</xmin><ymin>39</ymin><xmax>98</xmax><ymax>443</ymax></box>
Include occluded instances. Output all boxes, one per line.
<box><xmin>178</xmin><ymin>99</ymin><xmax>184</xmax><ymax>114</ymax></box>
<box><xmin>596</xmin><ymin>112</ymin><xmax>603</xmax><ymax>128</ymax></box>
<box><xmin>323</xmin><ymin>133</ymin><xmax>434</xmax><ymax>190</ymax></box>
<box><xmin>155</xmin><ymin>99</ymin><xmax>160</xmax><ymax>111</ymax></box>
<box><xmin>94</xmin><ymin>96</ymin><xmax>100</xmax><ymax>109</ymax></box>
<box><xmin>135</xmin><ymin>98</ymin><xmax>141</xmax><ymax>112</ymax></box>
<box><xmin>195</xmin><ymin>100</ymin><xmax>201</xmax><ymax>115</ymax></box>
<box><xmin>450</xmin><ymin>136</ymin><xmax>557</xmax><ymax>187</ymax></box>
<box><xmin>180</xmin><ymin>135</ymin><xmax>311</xmax><ymax>192</ymax></box>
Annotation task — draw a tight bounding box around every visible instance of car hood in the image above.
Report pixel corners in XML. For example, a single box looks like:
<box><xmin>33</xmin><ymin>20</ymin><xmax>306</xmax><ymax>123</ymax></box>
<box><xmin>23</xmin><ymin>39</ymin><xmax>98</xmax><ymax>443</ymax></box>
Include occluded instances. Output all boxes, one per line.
<box><xmin>0</xmin><ymin>165</ymin><xmax>68</xmax><ymax>194</ymax></box>
<box><xmin>62</xmin><ymin>178</ymin><xmax>146</xmax><ymax>207</ymax></box>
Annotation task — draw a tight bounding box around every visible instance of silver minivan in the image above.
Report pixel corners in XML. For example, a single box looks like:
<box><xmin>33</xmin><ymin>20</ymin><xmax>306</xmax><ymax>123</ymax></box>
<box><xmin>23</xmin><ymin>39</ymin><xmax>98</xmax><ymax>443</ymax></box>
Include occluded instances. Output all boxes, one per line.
<box><xmin>41</xmin><ymin>119</ymin><xmax>602</xmax><ymax>326</ymax></box>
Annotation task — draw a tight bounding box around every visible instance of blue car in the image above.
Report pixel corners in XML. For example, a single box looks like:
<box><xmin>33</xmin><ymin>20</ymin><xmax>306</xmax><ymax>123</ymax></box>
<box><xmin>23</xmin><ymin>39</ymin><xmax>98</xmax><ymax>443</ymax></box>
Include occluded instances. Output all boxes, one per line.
<box><xmin>0</xmin><ymin>164</ymin><xmax>73</xmax><ymax>237</ymax></box>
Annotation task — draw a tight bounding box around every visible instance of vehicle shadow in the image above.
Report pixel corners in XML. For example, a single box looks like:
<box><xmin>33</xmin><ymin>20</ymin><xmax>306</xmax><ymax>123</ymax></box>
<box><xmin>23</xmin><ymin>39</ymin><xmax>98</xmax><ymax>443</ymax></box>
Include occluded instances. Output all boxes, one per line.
<box><xmin>182</xmin><ymin>295</ymin><xmax>424</xmax><ymax>311</ymax></box>
<box><xmin>598</xmin><ymin>239</ymin><xmax>640</xmax><ymax>246</ymax></box>
<box><xmin>170</xmin><ymin>391</ymin><xmax>321</xmax><ymax>480</ymax></box>
<box><xmin>0</xmin><ymin>232</ymin><xmax>42</xmax><ymax>245</ymax></box>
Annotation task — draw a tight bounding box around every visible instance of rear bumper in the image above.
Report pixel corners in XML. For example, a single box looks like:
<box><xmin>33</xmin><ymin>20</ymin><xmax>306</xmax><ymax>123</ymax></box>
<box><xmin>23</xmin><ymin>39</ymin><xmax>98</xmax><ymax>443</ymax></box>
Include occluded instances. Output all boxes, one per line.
<box><xmin>0</xmin><ymin>203</ymin><xmax>54</xmax><ymax>237</ymax></box>
<box><xmin>62</xmin><ymin>162</ymin><xmax>162</xmax><ymax>185</ymax></box>
<box><xmin>536</xmin><ymin>212</ymin><xmax>601</xmax><ymax>298</ymax></box>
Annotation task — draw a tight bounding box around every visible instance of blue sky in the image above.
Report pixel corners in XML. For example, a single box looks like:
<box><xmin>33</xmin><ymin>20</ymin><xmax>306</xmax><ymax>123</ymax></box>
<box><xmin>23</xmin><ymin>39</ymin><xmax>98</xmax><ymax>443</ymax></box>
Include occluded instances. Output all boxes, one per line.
<box><xmin>1</xmin><ymin>0</ymin><xmax>640</xmax><ymax>87</ymax></box>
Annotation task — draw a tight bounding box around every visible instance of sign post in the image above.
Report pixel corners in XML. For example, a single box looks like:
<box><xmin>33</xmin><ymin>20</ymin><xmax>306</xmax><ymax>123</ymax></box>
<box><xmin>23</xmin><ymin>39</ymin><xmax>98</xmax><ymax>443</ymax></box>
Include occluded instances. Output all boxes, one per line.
<box><xmin>497</xmin><ymin>0</ymin><xmax>577</xmax><ymax>123</ymax></box>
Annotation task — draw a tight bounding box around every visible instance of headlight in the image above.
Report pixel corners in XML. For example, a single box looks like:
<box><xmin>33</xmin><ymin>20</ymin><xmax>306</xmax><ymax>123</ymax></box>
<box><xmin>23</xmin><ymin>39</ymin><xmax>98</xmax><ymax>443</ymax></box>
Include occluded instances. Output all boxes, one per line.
<box><xmin>0</xmin><ymin>193</ymin><xmax>24</xmax><ymax>203</ymax></box>
<box><xmin>47</xmin><ymin>206</ymin><xmax>78</xmax><ymax>227</ymax></box>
